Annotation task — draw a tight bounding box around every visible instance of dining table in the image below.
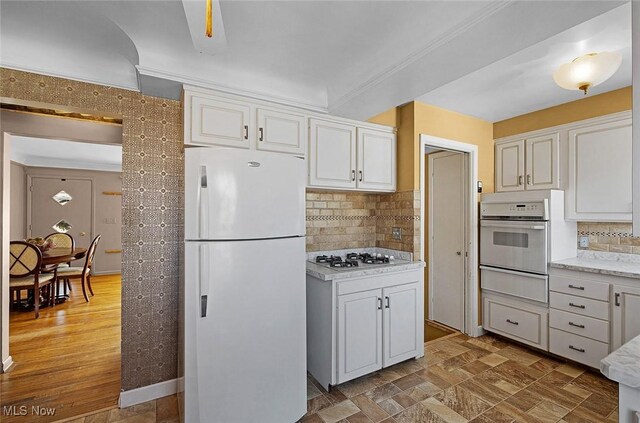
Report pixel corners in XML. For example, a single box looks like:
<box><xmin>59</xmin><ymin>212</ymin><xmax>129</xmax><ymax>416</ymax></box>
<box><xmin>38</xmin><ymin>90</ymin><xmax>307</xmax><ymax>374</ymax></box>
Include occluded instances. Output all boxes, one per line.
<box><xmin>41</xmin><ymin>247</ymin><xmax>87</xmax><ymax>302</ymax></box>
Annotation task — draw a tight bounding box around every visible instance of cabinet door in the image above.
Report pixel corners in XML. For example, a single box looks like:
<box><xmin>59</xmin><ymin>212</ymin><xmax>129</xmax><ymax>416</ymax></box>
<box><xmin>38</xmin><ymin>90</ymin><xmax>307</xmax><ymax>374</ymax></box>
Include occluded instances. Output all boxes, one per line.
<box><xmin>496</xmin><ymin>140</ymin><xmax>525</xmax><ymax>192</ymax></box>
<box><xmin>356</xmin><ymin>128</ymin><xmax>396</xmax><ymax>191</ymax></box>
<box><xmin>309</xmin><ymin>119</ymin><xmax>357</xmax><ymax>189</ymax></box>
<box><xmin>256</xmin><ymin>108</ymin><xmax>307</xmax><ymax>156</ymax></box>
<box><xmin>567</xmin><ymin>118</ymin><xmax>632</xmax><ymax>221</ymax></box>
<box><xmin>189</xmin><ymin>95</ymin><xmax>251</xmax><ymax>148</ymax></box>
<box><xmin>525</xmin><ymin>132</ymin><xmax>559</xmax><ymax>190</ymax></box>
<box><xmin>382</xmin><ymin>283</ymin><xmax>420</xmax><ymax>367</ymax></box>
<box><xmin>613</xmin><ymin>284</ymin><xmax>640</xmax><ymax>350</ymax></box>
<box><xmin>337</xmin><ymin>289</ymin><xmax>382</xmax><ymax>384</ymax></box>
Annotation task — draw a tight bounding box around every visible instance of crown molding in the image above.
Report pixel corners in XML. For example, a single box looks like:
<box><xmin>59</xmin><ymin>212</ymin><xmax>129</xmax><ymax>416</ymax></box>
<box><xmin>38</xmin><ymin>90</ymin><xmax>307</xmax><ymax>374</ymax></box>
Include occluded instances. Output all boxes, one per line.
<box><xmin>136</xmin><ymin>65</ymin><xmax>329</xmax><ymax>114</ymax></box>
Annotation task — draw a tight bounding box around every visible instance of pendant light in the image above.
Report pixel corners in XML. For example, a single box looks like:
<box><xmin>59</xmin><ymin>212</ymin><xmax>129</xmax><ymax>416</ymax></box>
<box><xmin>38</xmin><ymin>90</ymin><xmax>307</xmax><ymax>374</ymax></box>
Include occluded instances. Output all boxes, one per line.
<box><xmin>553</xmin><ymin>51</ymin><xmax>622</xmax><ymax>95</ymax></box>
<box><xmin>205</xmin><ymin>0</ymin><xmax>213</xmax><ymax>38</ymax></box>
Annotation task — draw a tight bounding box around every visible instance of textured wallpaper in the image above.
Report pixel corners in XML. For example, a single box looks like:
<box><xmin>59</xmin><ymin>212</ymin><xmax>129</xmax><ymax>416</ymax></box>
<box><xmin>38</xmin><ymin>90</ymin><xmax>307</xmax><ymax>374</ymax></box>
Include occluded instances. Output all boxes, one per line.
<box><xmin>1</xmin><ymin>68</ymin><xmax>183</xmax><ymax>391</ymax></box>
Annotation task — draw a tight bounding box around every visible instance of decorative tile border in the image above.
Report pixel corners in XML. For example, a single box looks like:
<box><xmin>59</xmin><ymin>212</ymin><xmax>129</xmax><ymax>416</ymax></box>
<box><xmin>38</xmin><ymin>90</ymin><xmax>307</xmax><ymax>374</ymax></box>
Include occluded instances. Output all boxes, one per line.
<box><xmin>306</xmin><ymin>215</ymin><xmax>420</xmax><ymax>221</ymax></box>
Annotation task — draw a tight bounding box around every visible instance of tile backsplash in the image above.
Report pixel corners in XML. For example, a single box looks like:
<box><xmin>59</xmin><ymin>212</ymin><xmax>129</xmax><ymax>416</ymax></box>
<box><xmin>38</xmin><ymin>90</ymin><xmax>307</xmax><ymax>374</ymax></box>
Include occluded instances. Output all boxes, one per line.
<box><xmin>305</xmin><ymin>190</ymin><xmax>420</xmax><ymax>258</ymax></box>
<box><xmin>578</xmin><ymin>222</ymin><xmax>640</xmax><ymax>255</ymax></box>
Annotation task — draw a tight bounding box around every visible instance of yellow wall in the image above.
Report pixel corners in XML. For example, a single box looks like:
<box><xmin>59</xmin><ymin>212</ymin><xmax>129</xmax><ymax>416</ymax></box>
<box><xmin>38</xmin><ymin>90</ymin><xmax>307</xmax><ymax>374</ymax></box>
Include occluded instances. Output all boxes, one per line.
<box><xmin>494</xmin><ymin>86</ymin><xmax>632</xmax><ymax>139</ymax></box>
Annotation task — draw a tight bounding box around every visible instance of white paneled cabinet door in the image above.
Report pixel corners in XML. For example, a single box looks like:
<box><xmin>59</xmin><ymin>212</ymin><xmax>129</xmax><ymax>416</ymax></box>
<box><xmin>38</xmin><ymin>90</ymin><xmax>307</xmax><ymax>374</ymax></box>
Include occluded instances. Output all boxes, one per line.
<box><xmin>613</xmin><ymin>284</ymin><xmax>640</xmax><ymax>350</ymax></box>
<box><xmin>190</xmin><ymin>96</ymin><xmax>251</xmax><ymax>148</ymax></box>
<box><xmin>337</xmin><ymin>289</ymin><xmax>382</xmax><ymax>384</ymax></box>
<box><xmin>525</xmin><ymin>132</ymin><xmax>559</xmax><ymax>190</ymax></box>
<box><xmin>382</xmin><ymin>283</ymin><xmax>420</xmax><ymax>367</ymax></box>
<box><xmin>356</xmin><ymin>128</ymin><xmax>396</xmax><ymax>191</ymax></box>
<box><xmin>496</xmin><ymin>140</ymin><xmax>525</xmax><ymax>192</ymax></box>
<box><xmin>567</xmin><ymin>118</ymin><xmax>632</xmax><ymax>221</ymax></box>
<box><xmin>256</xmin><ymin>108</ymin><xmax>307</xmax><ymax>155</ymax></box>
<box><xmin>309</xmin><ymin>119</ymin><xmax>357</xmax><ymax>189</ymax></box>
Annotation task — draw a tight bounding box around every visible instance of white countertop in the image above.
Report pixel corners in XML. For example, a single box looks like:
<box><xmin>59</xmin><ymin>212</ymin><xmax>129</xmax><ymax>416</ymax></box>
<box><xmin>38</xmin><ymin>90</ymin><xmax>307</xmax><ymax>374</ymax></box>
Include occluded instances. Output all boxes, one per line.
<box><xmin>601</xmin><ymin>334</ymin><xmax>640</xmax><ymax>388</ymax></box>
<box><xmin>306</xmin><ymin>260</ymin><xmax>425</xmax><ymax>281</ymax></box>
<box><xmin>550</xmin><ymin>251</ymin><xmax>640</xmax><ymax>280</ymax></box>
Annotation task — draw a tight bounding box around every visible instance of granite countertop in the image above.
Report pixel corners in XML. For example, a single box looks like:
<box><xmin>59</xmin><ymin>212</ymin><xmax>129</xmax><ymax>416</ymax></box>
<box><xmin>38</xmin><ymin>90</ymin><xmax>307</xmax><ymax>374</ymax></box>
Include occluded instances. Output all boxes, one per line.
<box><xmin>550</xmin><ymin>251</ymin><xmax>640</xmax><ymax>280</ymax></box>
<box><xmin>306</xmin><ymin>260</ymin><xmax>425</xmax><ymax>281</ymax></box>
<box><xmin>601</xmin><ymin>334</ymin><xmax>640</xmax><ymax>388</ymax></box>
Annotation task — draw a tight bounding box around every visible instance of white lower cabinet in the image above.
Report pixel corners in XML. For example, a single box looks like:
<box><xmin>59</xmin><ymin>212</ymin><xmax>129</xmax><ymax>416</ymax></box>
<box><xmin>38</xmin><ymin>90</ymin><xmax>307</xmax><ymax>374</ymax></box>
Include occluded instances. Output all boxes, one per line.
<box><xmin>612</xmin><ymin>283</ymin><xmax>640</xmax><ymax>350</ymax></box>
<box><xmin>307</xmin><ymin>268</ymin><xmax>424</xmax><ymax>390</ymax></box>
<box><xmin>482</xmin><ymin>293</ymin><xmax>548</xmax><ymax>350</ymax></box>
<box><xmin>549</xmin><ymin>328</ymin><xmax>609</xmax><ymax>368</ymax></box>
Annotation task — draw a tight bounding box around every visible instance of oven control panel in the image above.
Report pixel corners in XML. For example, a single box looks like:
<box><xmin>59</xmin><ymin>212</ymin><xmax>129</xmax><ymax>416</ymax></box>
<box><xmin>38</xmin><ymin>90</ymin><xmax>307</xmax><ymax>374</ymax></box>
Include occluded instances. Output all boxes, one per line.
<box><xmin>480</xmin><ymin>200</ymin><xmax>548</xmax><ymax>220</ymax></box>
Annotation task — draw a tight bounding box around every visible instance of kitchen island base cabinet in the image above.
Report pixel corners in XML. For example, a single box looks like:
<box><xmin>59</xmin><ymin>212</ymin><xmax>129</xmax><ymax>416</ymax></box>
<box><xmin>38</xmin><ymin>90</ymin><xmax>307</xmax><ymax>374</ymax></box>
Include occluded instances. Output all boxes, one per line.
<box><xmin>307</xmin><ymin>269</ymin><xmax>424</xmax><ymax>391</ymax></box>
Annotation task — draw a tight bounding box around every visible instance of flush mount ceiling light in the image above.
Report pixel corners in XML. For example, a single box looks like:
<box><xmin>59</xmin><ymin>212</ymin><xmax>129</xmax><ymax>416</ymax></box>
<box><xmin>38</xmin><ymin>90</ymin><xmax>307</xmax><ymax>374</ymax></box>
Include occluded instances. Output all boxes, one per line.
<box><xmin>553</xmin><ymin>51</ymin><xmax>622</xmax><ymax>95</ymax></box>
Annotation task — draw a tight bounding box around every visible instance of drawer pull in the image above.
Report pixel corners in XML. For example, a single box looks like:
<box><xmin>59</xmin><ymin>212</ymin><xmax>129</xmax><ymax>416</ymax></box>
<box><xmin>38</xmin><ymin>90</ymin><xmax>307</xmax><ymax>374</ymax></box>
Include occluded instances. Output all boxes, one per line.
<box><xmin>568</xmin><ymin>284</ymin><xmax>585</xmax><ymax>290</ymax></box>
<box><xmin>506</xmin><ymin>319</ymin><xmax>519</xmax><ymax>325</ymax></box>
<box><xmin>569</xmin><ymin>345</ymin><xmax>585</xmax><ymax>353</ymax></box>
<box><xmin>568</xmin><ymin>321</ymin><xmax>585</xmax><ymax>329</ymax></box>
<box><xmin>569</xmin><ymin>302</ymin><xmax>586</xmax><ymax>309</ymax></box>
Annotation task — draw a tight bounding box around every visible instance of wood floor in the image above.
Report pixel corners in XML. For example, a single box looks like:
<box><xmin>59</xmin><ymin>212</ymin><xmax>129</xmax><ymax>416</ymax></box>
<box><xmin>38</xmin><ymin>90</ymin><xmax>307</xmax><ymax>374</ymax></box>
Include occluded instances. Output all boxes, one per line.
<box><xmin>1</xmin><ymin>274</ymin><xmax>121</xmax><ymax>423</ymax></box>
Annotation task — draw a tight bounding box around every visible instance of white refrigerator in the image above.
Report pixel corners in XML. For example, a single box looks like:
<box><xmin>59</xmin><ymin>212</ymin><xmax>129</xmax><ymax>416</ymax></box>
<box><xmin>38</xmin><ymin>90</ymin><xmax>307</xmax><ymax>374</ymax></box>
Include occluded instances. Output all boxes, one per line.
<box><xmin>181</xmin><ymin>147</ymin><xmax>307</xmax><ymax>423</ymax></box>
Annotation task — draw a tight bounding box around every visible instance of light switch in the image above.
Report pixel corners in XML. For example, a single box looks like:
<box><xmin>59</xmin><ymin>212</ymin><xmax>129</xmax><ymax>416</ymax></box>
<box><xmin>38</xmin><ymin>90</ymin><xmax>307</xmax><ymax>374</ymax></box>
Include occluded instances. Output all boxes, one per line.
<box><xmin>105</xmin><ymin>217</ymin><xmax>117</xmax><ymax>224</ymax></box>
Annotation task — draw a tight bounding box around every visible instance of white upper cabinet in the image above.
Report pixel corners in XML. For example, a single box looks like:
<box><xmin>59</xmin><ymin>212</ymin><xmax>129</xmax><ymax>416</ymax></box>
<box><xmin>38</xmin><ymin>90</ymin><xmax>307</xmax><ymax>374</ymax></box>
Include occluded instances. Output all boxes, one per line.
<box><xmin>567</xmin><ymin>116</ymin><xmax>632</xmax><ymax>221</ymax></box>
<box><xmin>496</xmin><ymin>139</ymin><xmax>525</xmax><ymax>192</ymax></box>
<box><xmin>309</xmin><ymin>119</ymin><xmax>357</xmax><ymax>189</ymax></box>
<box><xmin>495</xmin><ymin>133</ymin><xmax>559</xmax><ymax>192</ymax></box>
<box><xmin>188</xmin><ymin>95</ymin><xmax>251</xmax><ymax>148</ymax></box>
<box><xmin>256</xmin><ymin>108</ymin><xmax>307</xmax><ymax>155</ymax></box>
<box><xmin>357</xmin><ymin>128</ymin><xmax>396</xmax><ymax>192</ymax></box>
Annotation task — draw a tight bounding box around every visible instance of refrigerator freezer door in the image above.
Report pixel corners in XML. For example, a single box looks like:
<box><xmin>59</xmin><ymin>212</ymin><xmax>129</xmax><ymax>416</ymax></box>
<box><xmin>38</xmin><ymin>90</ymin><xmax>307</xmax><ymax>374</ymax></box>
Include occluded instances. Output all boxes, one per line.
<box><xmin>184</xmin><ymin>238</ymin><xmax>306</xmax><ymax>423</ymax></box>
<box><xmin>185</xmin><ymin>148</ymin><xmax>306</xmax><ymax>240</ymax></box>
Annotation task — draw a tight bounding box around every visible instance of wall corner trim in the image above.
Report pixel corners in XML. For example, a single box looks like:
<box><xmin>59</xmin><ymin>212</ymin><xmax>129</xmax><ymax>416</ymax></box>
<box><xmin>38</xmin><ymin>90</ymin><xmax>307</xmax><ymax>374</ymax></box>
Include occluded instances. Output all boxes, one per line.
<box><xmin>118</xmin><ymin>378</ymin><xmax>177</xmax><ymax>408</ymax></box>
<box><xmin>2</xmin><ymin>355</ymin><xmax>13</xmax><ymax>373</ymax></box>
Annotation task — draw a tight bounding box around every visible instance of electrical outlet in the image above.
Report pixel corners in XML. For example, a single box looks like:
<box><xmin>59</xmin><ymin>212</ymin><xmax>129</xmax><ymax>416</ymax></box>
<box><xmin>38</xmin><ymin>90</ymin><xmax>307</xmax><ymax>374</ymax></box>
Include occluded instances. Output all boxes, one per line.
<box><xmin>579</xmin><ymin>235</ymin><xmax>589</xmax><ymax>248</ymax></box>
<box><xmin>392</xmin><ymin>227</ymin><xmax>402</xmax><ymax>240</ymax></box>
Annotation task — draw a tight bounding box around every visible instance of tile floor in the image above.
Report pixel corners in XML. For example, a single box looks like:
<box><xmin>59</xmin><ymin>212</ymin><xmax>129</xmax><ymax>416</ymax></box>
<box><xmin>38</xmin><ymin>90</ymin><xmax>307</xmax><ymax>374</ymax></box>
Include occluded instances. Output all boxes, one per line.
<box><xmin>301</xmin><ymin>333</ymin><xmax>618</xmax><ymax>423</ymax></box>
<box><xmin>57</xmin><ymin>395</ymin><xmax>178</xmax><ymax>423</ymax></box>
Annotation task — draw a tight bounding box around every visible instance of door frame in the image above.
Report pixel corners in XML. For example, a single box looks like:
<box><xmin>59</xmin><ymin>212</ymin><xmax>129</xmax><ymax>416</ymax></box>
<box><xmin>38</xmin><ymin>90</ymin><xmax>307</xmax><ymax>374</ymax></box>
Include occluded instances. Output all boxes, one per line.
<box><xmin>419</xmin><ymin>134</ymin><xmax>481</xmax><ymax>337</ymax></box>
<box><xmin>428</xmin><ymin>151</ymin><xmax>466</xmax><ymax>331</ymax></box>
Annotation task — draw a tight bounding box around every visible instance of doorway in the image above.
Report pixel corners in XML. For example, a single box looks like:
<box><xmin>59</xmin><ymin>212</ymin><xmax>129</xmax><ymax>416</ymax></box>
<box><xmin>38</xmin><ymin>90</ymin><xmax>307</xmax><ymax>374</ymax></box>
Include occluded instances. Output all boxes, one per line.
<box><xmin>420</xmin><ymin>134</ymin><xmax>480</xmax><ymax>339</ymax></box>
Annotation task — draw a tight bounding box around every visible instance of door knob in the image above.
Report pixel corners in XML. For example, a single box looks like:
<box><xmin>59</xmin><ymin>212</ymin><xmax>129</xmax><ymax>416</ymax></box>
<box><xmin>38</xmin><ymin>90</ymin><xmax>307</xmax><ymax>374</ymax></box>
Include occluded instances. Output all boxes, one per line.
<box><xmin>79</xmin><ymin>232</ymin><xmax>87</xmax><ymax>236</ymax></box>
<box><xmin>456</xmin><ymin>251</ymin><xmax>462</xmax><ymax>256</ymax></box>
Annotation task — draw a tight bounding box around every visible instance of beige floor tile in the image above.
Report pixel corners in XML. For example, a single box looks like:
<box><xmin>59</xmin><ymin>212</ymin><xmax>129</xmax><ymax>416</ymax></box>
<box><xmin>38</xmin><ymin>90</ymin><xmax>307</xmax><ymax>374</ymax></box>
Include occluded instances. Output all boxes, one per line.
<box><xmin>555</xmin><ymin>363</ymin><xmax>585</xmax><ymax>378</ymax></box>
<box><xmin>350</xmin><ymin>394</ymin><xmax>389</xmax><ymax>423</ymax></box>
<box><xmin>378</xmin><ymin>398</ymin><xmax>404</xmax><ymax>416</ymax></box>
<box><xmin>527</xmin><ymin>400</ymin><xmax>570</xmax><ymax>423</ymax></box>
<box><xmin>562</xmin><ymin>382</ymin><xmax>592</xmax><ymax>399</ymax></box>
<box><xmin>156</xmin><ymin>395</ymin><xmax>179</xmax><ymax>423</ymax></box>
<box><xmin>478</xmin><ymin>353</ymin><xmax>508</xmax><ymax>367</ymax></box>
<box><xmin>420</xmin><ymin>397</ymin><xmax>467</xmax><ymax>423</ymax></box>
<box><xmin>317</xmin><ymin>400</ymin><xmax>361</xmax><ymax>423</ymax></box>
<box><xmin>433</xmin><ymin>385</ymin><xmax>491</xmax><ymax>420</ymax></box>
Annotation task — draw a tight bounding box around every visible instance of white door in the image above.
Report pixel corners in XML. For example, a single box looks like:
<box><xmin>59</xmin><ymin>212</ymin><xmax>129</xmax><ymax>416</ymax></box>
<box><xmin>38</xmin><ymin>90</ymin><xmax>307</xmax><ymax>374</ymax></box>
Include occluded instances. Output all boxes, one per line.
<box><xmin>382</xmin><ymin>282</ymin><xmax>420</xmax><ymax>367</ymax></box>
<box><xmin>190</xmin><ymin>95</ymin><xmax>251</xmax><ymax>148</ymax></box>
<box><xmin>429</xmin><ymin>151</ymin><xmax>465</xmax><ymax>330</ymax></box>
<box><xmin>29</xmin><ymin>176</ymin><xmax>92</xmax><ymax>263</ymax></box>
<box><xmin>613</xmin><ymin>284</ymin><xmax>640</xmax><ymax>350</ymax></box>
<box><xmin>184</xmin><ymin>237</ymin><xmax>307</xmax><ymax>423</ymax></box>
<box><xmin>337</xmin><ymin>289</ymin><xmax>382</xmax><ymax>384</ymax></box>
<box><xmin>525</xmin><ymin>132</ymin><xmax>559</xmax><ymax>190</ymax></box>
<box><xmin>256</xmin><ymin>108</ymin><xmax>307</xmax><ymax>156</ymax></box>
<box><xmin>308</xmin><ymin>119</ymin><xmax>357</xmax><ymax>189</ymax></box>
<box><xmin>356</xmin><ymin>128</ymin><xmax>396</xmax><ymax>191</ymax></box>
<box><xmin>496</xmin><ymin>139</ymin><xmax>525</xmax><ymax>192</ymax></box>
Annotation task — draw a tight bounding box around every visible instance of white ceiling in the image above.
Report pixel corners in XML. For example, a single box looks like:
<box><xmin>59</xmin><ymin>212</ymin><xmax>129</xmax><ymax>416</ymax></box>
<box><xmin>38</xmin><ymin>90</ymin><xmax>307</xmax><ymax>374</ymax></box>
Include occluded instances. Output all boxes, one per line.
<box><xmin>417</xmin><ymin>3</ymin><xmax>632</xmax><ymax>122</ymax></box>
<box><xmin>0</xmin><ymin>0</ymin><xmax>628</xmax><ymax>121</ymax></box>
<box><xmin>11</xmin><ymin>136</ymin><xmax>122</xmax><ymax>172</ymax></box>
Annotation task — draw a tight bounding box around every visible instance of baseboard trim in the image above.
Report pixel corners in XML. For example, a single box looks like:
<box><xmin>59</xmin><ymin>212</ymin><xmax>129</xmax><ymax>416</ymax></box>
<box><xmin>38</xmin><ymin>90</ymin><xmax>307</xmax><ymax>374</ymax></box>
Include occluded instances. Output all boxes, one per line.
<box><xmin>473</xmin><ymin>325</ymin><xmax>487</xmax><ymax>337</ymax></box>
<box><xmin>2</xmin><ymin>355</ymin><xmax>13</xmax><ymax>373</ymax></box>
<box><xmin>118</xmin><ymin>378</ymin><xmax>177</xmax><ymax>408</ymax></box>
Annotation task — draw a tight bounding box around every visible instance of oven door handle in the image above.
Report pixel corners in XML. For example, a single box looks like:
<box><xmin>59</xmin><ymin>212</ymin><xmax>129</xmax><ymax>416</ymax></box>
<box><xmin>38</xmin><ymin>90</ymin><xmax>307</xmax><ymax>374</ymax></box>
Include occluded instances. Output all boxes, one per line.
<box><xmin>479</xmin><ymin>266</ymin><xmax>548</xmax><ymax>280</ymax></box>
<box><xmin>480</xmin><ymin>221</ymin><xmax>546</xmax><ymax>230</ymax></box>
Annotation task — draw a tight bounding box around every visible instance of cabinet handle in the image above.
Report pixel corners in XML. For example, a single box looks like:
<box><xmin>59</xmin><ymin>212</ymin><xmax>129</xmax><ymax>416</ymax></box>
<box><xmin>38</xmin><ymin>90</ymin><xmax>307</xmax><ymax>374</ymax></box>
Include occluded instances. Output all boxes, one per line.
<box><xmin>351</xmin><ymin>170</ymin><xmax>356</xmax><ymax>181</ymax></box>
<box><xmin>527</xmin><ymin>174</ymin><xmax>531</xmax><ymax>185</ymax></box>
<box><xmin>568</xmin><ymin>284</ymin><xmax>585</xmax><ymax>290</ymax></box>
<box><xmin>506</xmin><ymin>319</ymin><xmax>519</xmax><ymax>325</ymax></box>
<box><xmin>569</xmin><ymin>345</ymin><xmax>585</xmax><ymax>353</ymax></box>
<box><xmin>259</xmin><ymin>127</ymin><xmax>264</xmax><ymax>141</ymax></box>
<box><xmin>569</xmin><ymin>302</ymin><xmax>586</xmax><ymax>309</ymax></box>
<box><xmin>359</xmin><ymin>170</ymin><xmax>363</xmax><ymax>182</ymax></box>
<box><xmin>244</xmin><ymin>125</ymin><xmax>249</xmax><ymax>140</ymax></box>
<box><xmin>518</xmin><ymin>175</ymin><xmax>523</xmax><ymax>186</ymax></box>
<box><xmin>615</xmin><ymin>293</ymin><xmax>621</xmax><ymax>307</ymax></box>
<box><xmin>385</xmin><ymin>296</ymin><xmax>390</xmax><ymax>309</ymax></box>
<box><xmin>568</xmin><ymin>321</ymin><xmax>585</xmax><ymax>329</ymax></box>
<box><xmin>377</xmin><ymin>297</ymin><xmax>382</xmax><ymax>310</ymax></box>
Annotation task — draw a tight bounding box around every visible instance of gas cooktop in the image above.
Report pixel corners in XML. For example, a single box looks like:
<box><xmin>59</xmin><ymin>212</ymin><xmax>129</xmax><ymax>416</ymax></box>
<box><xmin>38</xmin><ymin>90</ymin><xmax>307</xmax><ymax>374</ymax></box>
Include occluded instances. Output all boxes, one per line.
<box><xmin>311</xmin><ymin>252</ymin><xmax>406</xmax><ymax>271</ymax></box>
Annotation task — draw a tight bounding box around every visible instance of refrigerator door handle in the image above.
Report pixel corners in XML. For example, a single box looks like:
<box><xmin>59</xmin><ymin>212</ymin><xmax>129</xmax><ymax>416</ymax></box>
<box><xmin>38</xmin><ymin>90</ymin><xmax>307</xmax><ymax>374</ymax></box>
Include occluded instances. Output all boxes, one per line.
<box><xmin>199</xmin><ymin>244</ymin><xmax>210</xmax><ymax>317</ymax></box>
<box><xmin>199</xmin><ymin>165</ymin><xmax>209</xmax><ymax>239</ymax></box>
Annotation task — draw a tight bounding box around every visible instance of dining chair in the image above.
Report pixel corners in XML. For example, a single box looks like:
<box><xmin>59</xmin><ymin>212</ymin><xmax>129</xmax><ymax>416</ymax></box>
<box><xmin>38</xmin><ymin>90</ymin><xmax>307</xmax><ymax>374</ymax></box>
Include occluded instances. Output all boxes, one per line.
<box><xmin>9</xmin><ymin>241</ymin><xmax>57</xmax><ymax>318</ymax></box>
<box><xmin>44</xmin><ymin>232</ymin><xmax>75</xmax><ymax>292</ymax></box>
<box><xmin>56</xmin><ymin>235</ymin><xmax>101</xmax><ymax>302</ymax></box>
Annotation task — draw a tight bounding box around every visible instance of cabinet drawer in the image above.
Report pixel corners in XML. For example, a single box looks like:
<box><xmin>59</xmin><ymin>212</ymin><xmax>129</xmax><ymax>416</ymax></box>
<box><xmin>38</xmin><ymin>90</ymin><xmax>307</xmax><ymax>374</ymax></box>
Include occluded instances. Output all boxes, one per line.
<box><xmin>549</xmin><ymin>308</ymin><xmax>609</xmax><ymax>343</ymax></box>
<box><xmin>550</xmin><ymin>275</ymin><xmax>609</xmax><ymax>301</ymax></box>
<box><xmin>549</xmin><ymin>291</ymin><xmax>609</xmax><ymax>320</ymax></box>
<box><xmin>481</xmin><ymin>266</ymin><xmax>548</xmax><ymax>303</ymax></box>
<box><xmin>484</xmin><ymin>297</ymin><xmax>547</xmax><ymax>348</ymax></box>
<box><xmin>549</xmin><ymin>328</ymin><xmax>609</xmax><ymax>368</ymax></box>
